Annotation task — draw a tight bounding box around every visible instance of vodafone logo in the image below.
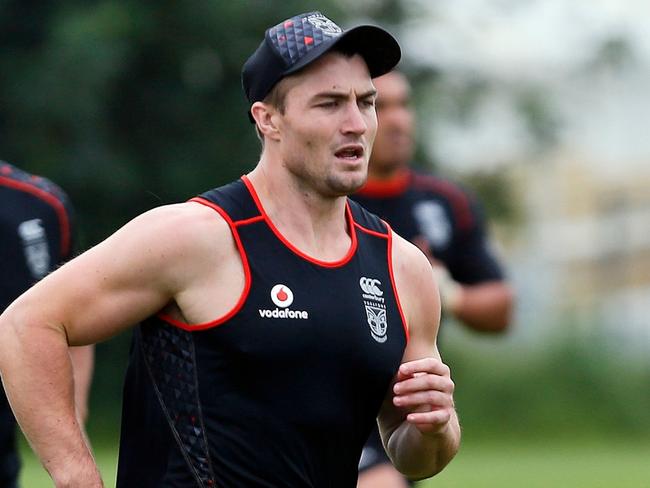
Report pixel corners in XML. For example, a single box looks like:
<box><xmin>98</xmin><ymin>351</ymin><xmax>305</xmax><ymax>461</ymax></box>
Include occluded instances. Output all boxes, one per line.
<box><xmin>259</xmin><ymin>284</ymin><xmax>308</xmax><ymax>320</ymax></box>
<box><xmin>271</xmin><ymin>284</ymin><xmax>294</xmax><ymax>308</ymax></box>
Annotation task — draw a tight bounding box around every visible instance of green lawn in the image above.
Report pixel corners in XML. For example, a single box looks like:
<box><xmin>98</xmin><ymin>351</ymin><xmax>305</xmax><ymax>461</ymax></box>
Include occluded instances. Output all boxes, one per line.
<box><xmin>19</xmin><ymin>437</ymin><xmax>650</xmax><ymax>487</ymax></box>
<box><xmin>416</xmin><ymin>439</ymin><xmax>650</xmax><ymax>488</ymax></box>
<box><xmin>19</xmin><ymin>437</ymin><xmax>118</xmax><ymax>487</ymax></box>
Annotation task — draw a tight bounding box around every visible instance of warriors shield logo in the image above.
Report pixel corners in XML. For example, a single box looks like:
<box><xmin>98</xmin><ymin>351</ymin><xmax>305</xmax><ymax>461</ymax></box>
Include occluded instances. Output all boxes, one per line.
<box><xmin>365</xmin><ymin>305</ymin><xmax>387</xmax><ymax>343</ymax></box>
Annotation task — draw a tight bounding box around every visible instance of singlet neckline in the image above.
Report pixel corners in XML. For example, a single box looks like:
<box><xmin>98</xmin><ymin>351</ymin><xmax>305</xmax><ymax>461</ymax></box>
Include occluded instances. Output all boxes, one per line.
<box><xmin>241</xmin><ymin>175</ymin><xmax>358</xmax><ymax>268</ymax></box>
<box><xmin>355</xmin><ymin>168</ymin><xmax>411</xmax><ymax>198</ymax></box>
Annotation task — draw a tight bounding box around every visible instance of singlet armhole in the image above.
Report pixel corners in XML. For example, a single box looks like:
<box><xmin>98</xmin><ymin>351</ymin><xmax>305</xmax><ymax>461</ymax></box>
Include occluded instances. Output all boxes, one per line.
<box><xmin>156</xmin><ymin>197</ymin><xmax>252</xmax><ymax>331</ymax></box>
<box><xmin>386</xmin><ymin>224</ymin><xmax>410</xmax><ymax>343</ymax></box>
<box><xmin>355</xmin><ymin>219</ymin><xmax>410</xmax><ymax>343</ymax></box>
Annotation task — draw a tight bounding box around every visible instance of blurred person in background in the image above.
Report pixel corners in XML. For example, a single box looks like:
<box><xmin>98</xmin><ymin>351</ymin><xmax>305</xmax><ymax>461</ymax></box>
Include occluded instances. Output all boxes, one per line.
<box><xmin>0</xmin><ymin>12</ymin><xmax>460</xmax><ymax>487</ymax></box>
<box><xmin>0</xmin><ymin>161</ymin><xmax>94</xmax><ymax>488</ymax></box>
<box><xmin>352</xmin><ymin>71</ymin><xmax>514</xmax><ymax>487</ymax></box>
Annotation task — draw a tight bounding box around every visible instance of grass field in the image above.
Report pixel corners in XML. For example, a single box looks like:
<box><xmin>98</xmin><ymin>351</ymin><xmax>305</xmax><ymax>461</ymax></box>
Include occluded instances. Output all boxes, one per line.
<box><xmin>19</xmin><ymin>436</ymin><xmax>650</xmax><ymax>487</ymax></box>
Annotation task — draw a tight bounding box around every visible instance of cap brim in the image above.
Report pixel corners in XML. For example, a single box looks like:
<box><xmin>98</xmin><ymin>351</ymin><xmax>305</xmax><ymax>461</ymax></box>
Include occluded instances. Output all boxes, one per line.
<box><xmin>285</xmin><ymin>25</ymin><xmax>401</xmax><ymax>79</ymax></box>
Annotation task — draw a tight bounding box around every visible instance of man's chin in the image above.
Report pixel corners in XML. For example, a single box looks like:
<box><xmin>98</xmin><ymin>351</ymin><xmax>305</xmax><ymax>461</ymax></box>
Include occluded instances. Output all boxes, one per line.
<box><xmin>326</xmin><ymin>173</ymin><xmax>367</xmax><ymax>197</ymax></box>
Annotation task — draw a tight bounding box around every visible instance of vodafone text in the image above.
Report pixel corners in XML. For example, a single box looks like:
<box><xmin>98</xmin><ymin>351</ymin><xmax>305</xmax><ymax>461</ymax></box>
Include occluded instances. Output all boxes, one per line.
<box><xmin>258</xmin><ymin>308</ymin><xmax>309</xmax><ymax>319</ymax></box>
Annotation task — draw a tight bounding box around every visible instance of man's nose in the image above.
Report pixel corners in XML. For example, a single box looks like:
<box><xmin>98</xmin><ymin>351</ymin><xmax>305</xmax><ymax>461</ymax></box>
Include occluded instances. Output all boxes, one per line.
<box><xmin>341</xmin><ymin>102</ymin><xmax>368</xmax><ymax>135</ymax></box>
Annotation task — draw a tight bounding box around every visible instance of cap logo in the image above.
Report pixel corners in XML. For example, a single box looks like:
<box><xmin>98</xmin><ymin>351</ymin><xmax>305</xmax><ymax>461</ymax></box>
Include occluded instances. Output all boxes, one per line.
<box><xmin>268</xmin><ymin>13</ymin><xmax>341</xmax><ymax>65</ymax></box>
<box><xmin>306</xmin><ymin>13</ymin><xmax>342</xmax><ymax>36</ymax></box>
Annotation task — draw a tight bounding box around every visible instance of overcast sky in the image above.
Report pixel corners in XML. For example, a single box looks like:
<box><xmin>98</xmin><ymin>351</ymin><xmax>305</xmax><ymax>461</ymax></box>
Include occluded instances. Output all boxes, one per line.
<box><xmin>397</xmin><ymin>0</ymin><xmax>650</xmax><ymax>174</ymax></box>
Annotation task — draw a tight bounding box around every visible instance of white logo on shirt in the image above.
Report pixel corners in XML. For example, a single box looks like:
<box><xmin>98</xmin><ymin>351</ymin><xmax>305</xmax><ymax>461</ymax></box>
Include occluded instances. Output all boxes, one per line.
<box><xmin>270</xmin><ymin>284</ymin><xmax>294</xmax><ymax>308</ymax></box>
<box><xmin>259</xmin><ymin>284</ymin><xmax>309</xmax><ymax>320</ymax></box>
<box><xmin>17</xmin><ymin>219</ymin><xmax>50</xmax><ymax>279</ymax></box>
<box><xmin>360</xmin><ymin>277</ymin><xmax>387</xmax><ymax>343</ymax></box>
<box><xmin>413</xmin><ymin>201</ymin><xmax>451</xmax><ymax>249</ymax></box>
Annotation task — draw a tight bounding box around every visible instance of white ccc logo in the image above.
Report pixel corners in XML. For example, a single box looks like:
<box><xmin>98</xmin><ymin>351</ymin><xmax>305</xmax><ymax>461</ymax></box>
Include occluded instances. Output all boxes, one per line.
<box><xmin>359</xmin><ymin>277</ymin><xmax>383</xmax><ymax>297</ymax></box>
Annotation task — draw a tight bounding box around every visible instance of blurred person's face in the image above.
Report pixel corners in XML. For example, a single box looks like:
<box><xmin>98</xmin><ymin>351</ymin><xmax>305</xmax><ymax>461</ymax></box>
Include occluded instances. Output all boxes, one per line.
<box><xmin>369</xmin><ymin>71</ymin><xmax>415</xmax><ymax>177</ymax></box>
<box><xmin>274</xmin><ymin>52</ymin><xmax>378</xmax><ymax>197</ymax></box>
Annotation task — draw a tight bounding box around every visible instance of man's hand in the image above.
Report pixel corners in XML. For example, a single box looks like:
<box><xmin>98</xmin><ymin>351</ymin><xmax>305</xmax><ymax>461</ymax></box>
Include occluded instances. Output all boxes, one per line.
<box><xmin>392</xmin><ymin>357</ymin><xmax>455</xmax><ymax>435</ymax></box>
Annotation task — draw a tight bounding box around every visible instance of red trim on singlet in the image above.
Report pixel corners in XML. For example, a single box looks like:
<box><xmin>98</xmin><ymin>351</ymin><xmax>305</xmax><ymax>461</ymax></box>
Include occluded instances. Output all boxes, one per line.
<box><xmin>352</xmin><ymin>221</ymin><xmax>388</xmax><ymax>239</ymax></box>
<box><xmin>233</xmin><ymin>215</ymin><xmax>264</xmax><ymax>227</ymax></box>
<box><xmin>354</xmin><ymin>221</ymin><xmax>409</xmax><ymax>342</ymax></box>
<box><xmin>241</xmin><ymin>175</ymin><xmax>358</xmax><ymax>268</ymax></box>
<box><xmin>354</xmin><ymin>168</ymin><xmax>411</xmax><ymax>198</ymax></box>
<box><xmin>411</xmin><ymin>172</ymin><xmax>474</xmax><ymax>232</ymax></box>
<box><xmin>156</xmin><ymin>197</ymin><xmax>252</xmax><ymax>331</ymax></box>
<box><xmin>386</xmin><ymin>226</ymin><xmax>409</xmax><ymax>342</ymax></box>
<box><xmin>0</xmin><ymin>175</ymin><xmax>71</xmax><ymax>256</ymax></box>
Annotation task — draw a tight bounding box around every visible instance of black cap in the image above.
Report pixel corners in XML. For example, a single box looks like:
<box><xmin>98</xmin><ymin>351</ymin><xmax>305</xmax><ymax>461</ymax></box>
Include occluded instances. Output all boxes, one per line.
<box><xmin>242</xmin><ymin>11</ymin><xmax>401</xmax><ymax>107</ymax></box>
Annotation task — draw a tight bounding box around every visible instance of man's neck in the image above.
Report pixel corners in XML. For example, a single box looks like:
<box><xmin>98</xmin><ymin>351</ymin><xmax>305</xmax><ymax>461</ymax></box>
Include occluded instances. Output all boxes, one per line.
<box><xmin>246</xmin><ymin>164</ymin><xmax>352</xmax><ymax>263</ymax></box>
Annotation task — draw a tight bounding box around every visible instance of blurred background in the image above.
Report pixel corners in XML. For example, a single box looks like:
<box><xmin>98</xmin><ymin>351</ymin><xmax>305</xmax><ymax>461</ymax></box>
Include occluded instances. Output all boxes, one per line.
<box><xmin>1</xmin><ymin>0</ymin><xmax>649</xmax><ymax>486</ymax></box>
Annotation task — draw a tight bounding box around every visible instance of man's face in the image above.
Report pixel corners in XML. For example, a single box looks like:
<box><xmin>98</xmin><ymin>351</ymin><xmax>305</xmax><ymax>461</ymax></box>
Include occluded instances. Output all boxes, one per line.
<box><xmin>274</xmin><ymin>52</ymin><xmax>378</xmax><ymax>197</ymax></box>
<box><xmin>368</xmin><ymin>71</ymin><xmax>415</xmax><ymax>176</ymax></box>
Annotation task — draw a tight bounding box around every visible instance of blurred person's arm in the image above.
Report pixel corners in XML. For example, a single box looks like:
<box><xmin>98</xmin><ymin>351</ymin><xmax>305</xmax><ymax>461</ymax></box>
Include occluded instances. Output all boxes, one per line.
<box><xmin>377</xmin><ymin>232</ymin><xmax>460</xmax><ymax>480</ymax></box>
<box><xmin>0</xmin><ymin>202</ymin><xmax>236</xmax><ymax>487</ymax></box>
<box><xmin>432</xmin><ymin>262</ymin><xmax>513</xmax><ymax>332</ymax></box>
<box><xmin>414</xmin><ymin>197</ymin><xmax>514</xmax><ymax>334</ymax></box>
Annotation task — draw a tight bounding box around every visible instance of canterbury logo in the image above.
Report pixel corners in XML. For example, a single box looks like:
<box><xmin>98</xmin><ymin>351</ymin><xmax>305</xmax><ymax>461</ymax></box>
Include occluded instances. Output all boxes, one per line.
<box><xmin>359</xmin><ymin>277</ymin><xmax>383</xmax><ymax>297</ymax></box>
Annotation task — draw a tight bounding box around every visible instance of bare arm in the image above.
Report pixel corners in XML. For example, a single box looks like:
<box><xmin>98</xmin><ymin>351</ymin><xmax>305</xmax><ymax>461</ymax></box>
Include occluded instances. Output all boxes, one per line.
<box><xmin>0</xmin><ymin>203</ymin><xmax>232</xmax><ymax>487</ymax></box>
<box><xmin>450</xmin><ymin>280</ymin><xmax>513</xmax><ymax>332</ymax></box>
<box><xmin>70</xmin><ymin>345</ymin><xmax>94</xmax><ymax>424</ymax></box>
<box><xmin>377</xmin><ymin>233</ymin><xmax>461</xmax><ymax>480</ymax></box>
<box><xmin>413</xmin><ymin>237</ymin><xmax>514</xmax><ymax>333</ymax></box>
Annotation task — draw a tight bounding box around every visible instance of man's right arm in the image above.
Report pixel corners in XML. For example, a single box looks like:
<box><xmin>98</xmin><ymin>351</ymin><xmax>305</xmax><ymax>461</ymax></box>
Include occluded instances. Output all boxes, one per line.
<box><xmin>0</xmin><ymin>202</ymin><xmax>232</xmax><ymax>487</ymax></box>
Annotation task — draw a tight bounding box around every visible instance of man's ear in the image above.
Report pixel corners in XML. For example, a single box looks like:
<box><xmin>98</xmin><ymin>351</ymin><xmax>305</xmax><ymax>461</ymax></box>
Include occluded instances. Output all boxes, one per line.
<box><xmin>251</xmin><ymin>102</ymin><xmax>281</xmax><ymax>141</ymax></box>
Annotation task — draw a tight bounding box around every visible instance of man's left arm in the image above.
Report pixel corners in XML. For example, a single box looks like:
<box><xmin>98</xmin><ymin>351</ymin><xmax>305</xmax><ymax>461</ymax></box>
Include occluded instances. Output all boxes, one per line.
<box><xmin>69</xmin><ymin>345</ymin><xmax>94</xmax><ymax>424</ymax></box>
<box><xmin>57</xmin><ymin>190</ymin><xmax>95</xmax><ymax>426</ymax></box>
<box><xmin>378</xmin><ymin>232</ymin><xmax>461</xmax><ymax>480</ymax></box>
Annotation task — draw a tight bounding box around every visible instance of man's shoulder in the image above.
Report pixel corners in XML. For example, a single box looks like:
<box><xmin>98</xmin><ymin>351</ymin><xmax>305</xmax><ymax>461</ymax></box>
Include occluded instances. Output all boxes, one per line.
<box><xmin>408</xmin><ymin>168</ymin><xmax>476</xmax><ymax>232</ymax></box>
<box><xmin>194</xmin><ymin>178</ymin><xmax>261</xmax><ymax>223</ymax></box>
<box><xmin>410</xmin><ymin>169</ymin><xmax>470</xmax><ymax>202</ymax></box>
<box><xmin>347</xmin><ymin>198</ymin><xmax>389</xmax><ymax>235</ymax></box>
<box><xmin>143</xmin><ymin>202</ymin><xmax>232</xmax><ymax>237</ymax></box>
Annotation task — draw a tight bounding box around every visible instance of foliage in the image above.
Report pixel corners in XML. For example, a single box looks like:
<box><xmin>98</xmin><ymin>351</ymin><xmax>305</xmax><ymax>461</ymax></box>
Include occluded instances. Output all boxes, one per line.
<box><xmin>0</xmin><ymin>0</ymin><xmax>347</xmax><ymax>245</ymax></box>
<box><xmin>441</xmin><ymin>323</ymin><xmax>650</xmax><ymax>442</ymax></box>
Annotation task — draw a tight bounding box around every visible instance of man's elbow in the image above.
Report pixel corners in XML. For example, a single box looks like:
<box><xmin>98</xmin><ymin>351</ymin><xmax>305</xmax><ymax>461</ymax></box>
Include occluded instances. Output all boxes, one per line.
<box><xmin>397</xmin><ymin>445</ymin><xmax>458</xmax><ymax>481</ymax></box>
<box><xmin>392</xmin><ymin>423</ymin><xmax>461</xmax><ymax>481</ymax></box>
<box><xmin>0</xmin><ymin>305</ymin><xmax>23</xmax><ymax>371</ymax></box>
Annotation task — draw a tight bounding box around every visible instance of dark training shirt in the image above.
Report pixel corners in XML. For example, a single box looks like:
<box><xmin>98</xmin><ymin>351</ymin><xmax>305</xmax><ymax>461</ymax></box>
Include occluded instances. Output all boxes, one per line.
<box><xmin>117</xmin><ymin>177</ymin><xmax>408</xmax><ymax>487</ymax></box>
<box><xmin>0</xmin><ymin>161</ymin><xmax>75</xmax><ymax>486</ymax></box>
<box><xmin>352</xmin><ymin>168</ymin><xmax>504</xmax><ymax>285</ymax></box>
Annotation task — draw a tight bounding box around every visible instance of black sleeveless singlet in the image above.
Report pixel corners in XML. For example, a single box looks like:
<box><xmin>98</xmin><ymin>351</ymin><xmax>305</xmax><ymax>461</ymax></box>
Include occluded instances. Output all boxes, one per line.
<box><xmin>117</xmin><ymin>176</ymin><xmax>408</xmax><ymax>487</ymax></box>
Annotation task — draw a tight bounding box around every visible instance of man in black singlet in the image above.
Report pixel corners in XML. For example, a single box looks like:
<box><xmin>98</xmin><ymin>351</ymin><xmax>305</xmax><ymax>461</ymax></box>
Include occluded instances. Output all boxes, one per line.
<box><xmin>0</xmin><ymin>12</ymin><xmax>460</xmax><ymax>487</ymax></box>
<box><xmin>0</xmin><ymin>161</ymin><xmax>94</xmax><ymax>487</ymax></box>
<box><xmin>352</xmin><ymin>72</ymin><xmax>514</xmax><ymax>487</ymax></box>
